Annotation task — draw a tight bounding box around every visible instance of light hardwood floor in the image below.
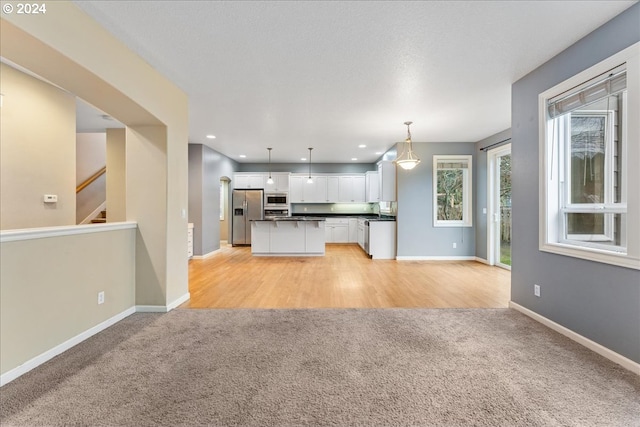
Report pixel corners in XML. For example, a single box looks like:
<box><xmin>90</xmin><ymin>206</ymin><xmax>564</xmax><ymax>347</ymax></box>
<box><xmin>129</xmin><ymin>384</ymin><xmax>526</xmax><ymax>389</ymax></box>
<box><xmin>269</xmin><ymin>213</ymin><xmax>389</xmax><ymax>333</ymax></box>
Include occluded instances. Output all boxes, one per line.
<box><xmin>184</xmin><ymin>244</ymin><xmax>511</xmax><ymax>309</ymax></box>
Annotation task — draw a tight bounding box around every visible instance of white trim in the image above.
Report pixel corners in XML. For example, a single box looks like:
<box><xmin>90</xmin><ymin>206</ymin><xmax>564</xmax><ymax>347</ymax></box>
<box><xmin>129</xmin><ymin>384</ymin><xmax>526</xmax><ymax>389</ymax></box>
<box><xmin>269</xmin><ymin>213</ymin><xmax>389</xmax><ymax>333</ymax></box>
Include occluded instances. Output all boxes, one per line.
<box><xmin>487</xmin><ymin>144</ymin><xmax>512</xmax><ymax>267</ymax></box>
<box><xmin>192</xmin><ymin>249</ymin><xmax>220</xmax><ymax>259</ymax></box>
<box><xmin>134</xmin><ymin>305</ymin><xmax>167</xmax><ymax>313</ymax></box>
<box><xmin>0</xmin><ymin>307</ymin><xmax>136</xmax><ymax>387</ymax></box>
<box><xmin>433</xmin><ymin>154</ymin><xmax>473</xmax><ymax>228</ymax></box>
<box><xmin>509</xmin><ymin>302</ymin><xmax>640</xmax><ymax>375</ymax></box>
<box><xmin>136</xmin><ymin>292</ymin><xmax>191</xmax><ymax>313</ymax></box>
<box><xmin>167</xmin><ymin>292</ymin><xmax>190</xmax><ymax>311</ymax></box>
<box><xmin>0</xmin><ymin>221</ymin><xmax>137</xmax><ymax>243</ymax></box>
<box><xmin>539</xmin><ymin>42</ymin><xmax>640</xmax><ymax>270</ymax></box>
<box><xmin>80</xmin><ymin>201</ymin><xmax>107</xmax><ymax>225</ymax></box>
<box><xmin>475</xmin><ymin>257</ymin><xmax>490</xmax><ymax>265</ymax></box>
<box><xmin>396</xmin><ymin>256</ymin><xmax>476</xmax><ymax>261</ymax></box>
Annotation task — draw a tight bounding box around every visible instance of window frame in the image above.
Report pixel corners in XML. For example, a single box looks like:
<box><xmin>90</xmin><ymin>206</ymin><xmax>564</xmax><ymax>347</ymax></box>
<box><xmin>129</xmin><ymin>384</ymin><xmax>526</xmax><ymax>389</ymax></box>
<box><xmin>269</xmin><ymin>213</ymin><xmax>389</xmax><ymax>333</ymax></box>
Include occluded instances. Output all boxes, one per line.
<box><xmin>561</xmin><ymin>110</ymin><xmax>616</xmax><ymax>244</ymax></box>
<box><xmin>538</xmin><ymin>42</ymin><xmax>640</xmax><ymax>270</ymax></box>
<box><xmin>433</xmin><ymin>154</ymin><xmax>473</xmax><ymax>228</ymax></box>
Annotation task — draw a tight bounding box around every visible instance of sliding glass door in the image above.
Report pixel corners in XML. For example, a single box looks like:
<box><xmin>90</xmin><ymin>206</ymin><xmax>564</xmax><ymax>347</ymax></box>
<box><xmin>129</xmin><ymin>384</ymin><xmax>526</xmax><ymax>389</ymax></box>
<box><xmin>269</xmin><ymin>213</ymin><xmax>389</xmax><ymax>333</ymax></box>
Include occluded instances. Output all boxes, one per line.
<box><xmin>488</xmin><ymin>144</ymin><xmax>512</xmax><ymax>269</ymax></box>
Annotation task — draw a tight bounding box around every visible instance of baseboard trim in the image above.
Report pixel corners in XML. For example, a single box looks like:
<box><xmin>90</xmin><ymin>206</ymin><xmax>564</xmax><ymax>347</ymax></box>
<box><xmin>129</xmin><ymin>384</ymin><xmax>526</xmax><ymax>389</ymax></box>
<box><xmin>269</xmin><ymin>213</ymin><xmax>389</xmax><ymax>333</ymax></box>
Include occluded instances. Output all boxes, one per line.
<box><xmin>192</xmin><ymin>249</ymin><xmax>220</xmax><ymax>259</ymax></box>
<box><xmin>167</xmin><ymin>292</ymin><xmax>190</xmax><ymax>310</ymax></box>
<box><xmin>396</xmin><ymin>256</ymin><xmax>476</xmax><ymax>261</ymax></box>
<box><xmin>0</xmin><ymin>306</ymin><xmax>136</xmax><ymax>387</ymax></box>
<box><xmin>136</xmin><ymin>292</ymin><xmax>190</xmax><ymax>313</ymax></box>
<box><xmin>509</xmin><ymin>301</ymin><xmax>640</xmax><ymax>375</ymax></box>
<box><xmin>475</xmin><ymin>257</ymin><xmax>490</xmax><ymax>265</ymax></box>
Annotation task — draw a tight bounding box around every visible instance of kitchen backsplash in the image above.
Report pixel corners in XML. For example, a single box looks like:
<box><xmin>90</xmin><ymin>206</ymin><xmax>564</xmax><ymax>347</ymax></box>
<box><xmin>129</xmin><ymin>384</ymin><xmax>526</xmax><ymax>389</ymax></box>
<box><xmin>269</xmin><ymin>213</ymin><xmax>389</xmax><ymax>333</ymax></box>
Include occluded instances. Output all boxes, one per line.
<box><xmin>291</xmin><ymin>203</ymin><xmax>375</xmax><ymax>215</ymax></box>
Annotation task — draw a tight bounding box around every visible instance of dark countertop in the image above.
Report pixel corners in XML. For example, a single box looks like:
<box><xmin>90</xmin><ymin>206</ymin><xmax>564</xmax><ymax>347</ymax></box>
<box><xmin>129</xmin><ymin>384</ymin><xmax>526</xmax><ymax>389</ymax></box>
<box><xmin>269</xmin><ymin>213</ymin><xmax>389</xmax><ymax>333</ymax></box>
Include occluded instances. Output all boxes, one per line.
<box><xmin>291</xmin><ymin>214</ymin><xmax>396</xmax><ymax>221</ymax></box>
<box><xmin>252</xmin><ymin>217</ymin><xmax>326</xmax><ymax>222</ymax></box>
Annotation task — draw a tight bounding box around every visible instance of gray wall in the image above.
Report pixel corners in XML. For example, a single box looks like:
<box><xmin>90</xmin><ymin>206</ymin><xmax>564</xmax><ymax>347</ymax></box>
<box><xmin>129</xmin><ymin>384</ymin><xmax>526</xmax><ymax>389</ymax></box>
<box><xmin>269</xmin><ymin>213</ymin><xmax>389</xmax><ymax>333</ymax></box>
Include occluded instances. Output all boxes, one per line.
<box><xmin>474</xmin><ymin>129</ymin><xmax>512</xmax><ymax>261</ymax></box>
<box><xmin>511</xmin><ymin>3</ymin><xmax>640</xmax><ymax>363</ymax></box>
<box><xmin>397</xmin><ymin>141</ymin><xmax>476</xmax><ymax>258</ymax></box>
<box><xmin>238</xmin><ymin>163</ymin><xmax>375</xmax><ymax>173</ymax></box>
<box><xmin>188</xmin><ymin>144</ymin><xmax>238</xmax><ymax>256</ymax></box>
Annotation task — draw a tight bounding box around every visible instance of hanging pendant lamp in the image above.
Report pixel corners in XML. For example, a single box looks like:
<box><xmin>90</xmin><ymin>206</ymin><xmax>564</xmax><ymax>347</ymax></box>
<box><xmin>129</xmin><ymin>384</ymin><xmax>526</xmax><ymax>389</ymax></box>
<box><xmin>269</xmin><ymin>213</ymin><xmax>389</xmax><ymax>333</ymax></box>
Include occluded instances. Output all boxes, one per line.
<box><xmin>307</xmin><ymin>148</ymin><xmax>313</xmax><ymax>184</ymax></box>
<box><xmin>266</xmin><ymin>148</ymin><xmax>274</xmax><ymax>185</ymax></box>
<box><xmin>395</xmin><ymin>121</ymin><xmax>421</xmax><ymax>170</ymax></box>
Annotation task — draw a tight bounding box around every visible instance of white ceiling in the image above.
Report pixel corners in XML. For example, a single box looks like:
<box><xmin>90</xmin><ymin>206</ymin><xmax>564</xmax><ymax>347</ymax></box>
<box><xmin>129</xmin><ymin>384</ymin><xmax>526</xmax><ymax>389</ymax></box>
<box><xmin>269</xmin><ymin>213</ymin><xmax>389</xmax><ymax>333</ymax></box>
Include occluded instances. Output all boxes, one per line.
<box><xmin>73</xmin><ymin>1</ymin><xmax>635</xmax><ymax>164</ymax></box>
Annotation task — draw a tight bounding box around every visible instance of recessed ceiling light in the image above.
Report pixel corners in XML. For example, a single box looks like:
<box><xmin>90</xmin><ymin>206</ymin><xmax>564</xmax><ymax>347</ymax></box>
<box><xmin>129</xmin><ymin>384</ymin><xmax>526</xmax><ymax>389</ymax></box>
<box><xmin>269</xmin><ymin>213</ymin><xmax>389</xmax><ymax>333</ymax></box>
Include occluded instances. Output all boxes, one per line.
<box><xmin>206</xmin><ymin>134</ymin><xmax>216</xmax><ymax>139</ymax></box>
<box><xmin>239</xmin><ymin>154</ymin><xmax>246</xmax><ymax>158</ymax></box>
<box><xmin>351</xmin><ymin>158</ymin><xmax>358</xmax><ymax>161</ymax></box>
<box><xmin>301</xmin><ymin>157</ymin><xmax>307</xmax><ymax>161</ymax></box>
<box><xmin>358</xmin><ymin>144</ymin><xmax>366</xmax><ymax>148</ymax></box>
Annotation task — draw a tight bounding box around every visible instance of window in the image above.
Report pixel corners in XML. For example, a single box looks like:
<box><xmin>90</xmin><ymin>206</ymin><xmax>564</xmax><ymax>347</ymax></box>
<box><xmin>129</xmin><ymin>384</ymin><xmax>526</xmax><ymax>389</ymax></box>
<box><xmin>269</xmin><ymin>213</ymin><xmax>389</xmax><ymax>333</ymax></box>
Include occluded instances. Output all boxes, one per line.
<box><xmin>433</xmin><ymin>155</ymin><xmax>472</xmax><ymax>227</ymax></box>
<box><xmin>539</xmin><ymin>42</ymin><xmax>640</xmax><ymax>270</ymax></box>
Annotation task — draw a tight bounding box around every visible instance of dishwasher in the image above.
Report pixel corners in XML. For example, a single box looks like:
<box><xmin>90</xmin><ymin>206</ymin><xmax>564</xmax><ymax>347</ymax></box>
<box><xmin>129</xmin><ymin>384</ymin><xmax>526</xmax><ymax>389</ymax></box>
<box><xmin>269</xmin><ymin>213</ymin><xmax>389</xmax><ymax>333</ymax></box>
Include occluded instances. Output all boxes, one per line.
<box><xmin>363</xmin><ymin>220</ymin><xmax>370</xmax><ymax>255</ymax></box>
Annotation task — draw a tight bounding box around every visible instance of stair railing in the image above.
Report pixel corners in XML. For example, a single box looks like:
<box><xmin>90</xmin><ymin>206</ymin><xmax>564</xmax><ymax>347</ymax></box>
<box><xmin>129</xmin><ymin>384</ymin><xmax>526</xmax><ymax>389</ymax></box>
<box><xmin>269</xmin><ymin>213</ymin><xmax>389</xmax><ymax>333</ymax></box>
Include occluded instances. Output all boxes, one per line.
<box><xmin>76</xmin><ymin>166</ymin><xmax>106</xmax><ymax>194</ymax></box>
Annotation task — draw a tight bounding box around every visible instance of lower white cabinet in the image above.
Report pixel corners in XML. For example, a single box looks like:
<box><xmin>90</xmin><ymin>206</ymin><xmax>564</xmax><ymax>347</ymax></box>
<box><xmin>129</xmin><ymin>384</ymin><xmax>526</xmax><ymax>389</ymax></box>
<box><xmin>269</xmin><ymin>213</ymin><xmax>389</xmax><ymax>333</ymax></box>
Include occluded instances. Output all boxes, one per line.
<box><xmin>251</xmin><ymin>220</ymin><xmax>325</xmax><ymax>256</ymax></box>
<box><xmin>348</xmin><ymin>218</ymin><xmax>358</xmax><ymax>243</ymax></box>
<box><xmin>369</xmin><ymin>221</ymin><xmax>396</xmax><ymax>259</ymax></box>
<box><xmin>357</xmin><ymin>218</ymin><xmax>365</xmax><ymax>250</ymax></box>
<box><xmin>325</xmin><ymin>218</ymin><xmax>349</xmax><ymax>243</ymax></box>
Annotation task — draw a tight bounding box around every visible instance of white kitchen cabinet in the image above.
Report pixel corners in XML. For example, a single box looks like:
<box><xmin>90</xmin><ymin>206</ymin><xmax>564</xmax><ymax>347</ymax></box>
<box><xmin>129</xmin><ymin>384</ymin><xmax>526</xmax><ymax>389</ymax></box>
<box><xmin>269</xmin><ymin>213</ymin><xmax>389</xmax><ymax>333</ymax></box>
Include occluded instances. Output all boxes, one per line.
<box><xmin>325</xmin><ymin>218</ymin><xmax>349</xmax><ymax>243</ymax></box>
<box><xmin>327</xmin><ymin>176</ymin><xmax>340</xmax><ymax>202</ymax></box>
<box><xmin>357</xmin><ymin>218</ymin><xmax>365</xmax><ymax>250</ymax></box>
<box><xmin>378</xmin><ymin>161</ymin><xmax>396</xmax><ymax>202</ymax></box>
<box><xmin>369</xmin><ymin>221</ymin><xmax>396</xmax><ymax>259</ymax></box>
<box><xmin>338</xmin><ymin>176</ymin><xmax>365</xmax><ymax>203</ymax></box>
<box><xmin>290</xmin><ymin>175</ymin><xmax>326</xmax><ymax>202</ymax></box>
<box><xmin>365</xmin><ymin>171</ymin><xmax>379</xmax><ymax>202</ymax></box>
<box><xmin>348</xmin><ymin>218</ymin><xmax>358</xmax><ymax>243</ymax></box>
<box><xmin>251</xmin><ymin>220</ymin><xmax>325</xmax><ymax>256</ymax></box>
<box><xmin>264</xmin><ymin>173</ymin><xmax>290</xmax><ymax>192</ymax></box>
<box><xmin>289</xmin><ymin>175</ymin><xmax>304</xmax><ymax>202</ymax></box>
<box><xmin>270</xmin><ymin>221</ymin><xmax>306</xmax><ymax>253</ymax></box>
<box><xmin>250</xmin><ymin>221</ymin><xmax>271</xmax><ymax>253</ymax></box>
<box><xmin>234</xmin><ymin>173</ymin><xmax>265</xmax><ymax>189</ymax></box>
<box><xmin>309</xmin><ymin>176</ymin><xmax>328</xmax><ymax>202</ymax></box>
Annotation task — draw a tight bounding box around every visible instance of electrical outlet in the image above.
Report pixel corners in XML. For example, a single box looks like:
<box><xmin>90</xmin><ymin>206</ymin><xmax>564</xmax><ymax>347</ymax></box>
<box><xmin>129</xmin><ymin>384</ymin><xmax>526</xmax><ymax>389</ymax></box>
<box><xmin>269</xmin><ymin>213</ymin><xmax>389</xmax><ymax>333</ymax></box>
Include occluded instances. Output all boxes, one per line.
<box><xmin>98</xmin><ymin>291</ymin><xmax>105</xmax><ymax>305</ymax></box>
<box><xmin>452</xmin><ymin>242</ymin><xmax>457</xmax><ymax>249</ymax></box>
<box><xmin>534</xmin><ymin>284</ymin><xmax>541</xmax><ymax>297</ymax></box>
<box><xmin>303</xmin><ymin>207</ymin><xmax>307</xmax><ymax>212</ymax></box>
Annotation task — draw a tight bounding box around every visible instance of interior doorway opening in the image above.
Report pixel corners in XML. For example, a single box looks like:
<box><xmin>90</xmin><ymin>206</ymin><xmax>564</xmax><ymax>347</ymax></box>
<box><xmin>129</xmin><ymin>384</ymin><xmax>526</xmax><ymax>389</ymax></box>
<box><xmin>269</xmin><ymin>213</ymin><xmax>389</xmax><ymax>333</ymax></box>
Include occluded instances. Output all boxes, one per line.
<box><xmin>219</xmin><ymin>177</ymin><xmax>230</xmax><ymax>244</ymax></box>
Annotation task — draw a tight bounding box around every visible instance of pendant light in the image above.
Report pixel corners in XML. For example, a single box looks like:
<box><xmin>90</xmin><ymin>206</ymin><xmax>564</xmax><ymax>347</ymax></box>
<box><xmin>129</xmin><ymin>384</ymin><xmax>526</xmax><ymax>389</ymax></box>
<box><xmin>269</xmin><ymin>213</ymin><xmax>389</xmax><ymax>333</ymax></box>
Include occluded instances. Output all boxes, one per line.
<box><xmin>395</xmin><ymin>121</ymin><xmax>421</xmax><ymax>170</ymax></box>
<box><xmin>307</xmin><ymin>148</ymin><xmax>313</xmax><ymax>184</ymax></box>
<box><xmin>266</xmin><ymin>148</ymin><xmax>274</xmax><ymax>185</ymax></box>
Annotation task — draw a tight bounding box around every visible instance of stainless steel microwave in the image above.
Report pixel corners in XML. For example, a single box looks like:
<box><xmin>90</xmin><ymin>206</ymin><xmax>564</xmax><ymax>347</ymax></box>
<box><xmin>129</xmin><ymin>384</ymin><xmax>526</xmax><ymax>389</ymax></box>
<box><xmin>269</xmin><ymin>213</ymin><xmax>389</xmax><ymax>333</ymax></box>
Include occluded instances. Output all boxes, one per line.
<box><xmin>265</xmin><ymin>193</ymin><xmax>288</xmax><ymax>207</ymax></box>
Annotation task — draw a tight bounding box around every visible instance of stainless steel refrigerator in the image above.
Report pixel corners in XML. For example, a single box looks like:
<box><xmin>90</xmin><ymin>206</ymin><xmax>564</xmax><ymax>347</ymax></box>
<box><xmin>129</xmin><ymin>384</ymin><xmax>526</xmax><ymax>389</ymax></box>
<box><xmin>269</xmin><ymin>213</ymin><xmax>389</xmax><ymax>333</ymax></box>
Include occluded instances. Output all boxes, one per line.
<box><xmin>232</xmin><ymin>189</ymin><xmax>264</xmax><ymax>246</ymax></box>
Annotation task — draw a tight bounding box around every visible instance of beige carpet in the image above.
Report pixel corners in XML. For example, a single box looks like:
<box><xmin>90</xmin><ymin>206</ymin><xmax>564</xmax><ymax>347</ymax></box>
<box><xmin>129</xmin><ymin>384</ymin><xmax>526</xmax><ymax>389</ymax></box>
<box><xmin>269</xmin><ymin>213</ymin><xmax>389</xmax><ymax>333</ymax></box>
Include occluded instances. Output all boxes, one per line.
<box><xmin>1</xmin><ymin>308</ymin><xmax>638</xmax><ymax>426</ymax></box>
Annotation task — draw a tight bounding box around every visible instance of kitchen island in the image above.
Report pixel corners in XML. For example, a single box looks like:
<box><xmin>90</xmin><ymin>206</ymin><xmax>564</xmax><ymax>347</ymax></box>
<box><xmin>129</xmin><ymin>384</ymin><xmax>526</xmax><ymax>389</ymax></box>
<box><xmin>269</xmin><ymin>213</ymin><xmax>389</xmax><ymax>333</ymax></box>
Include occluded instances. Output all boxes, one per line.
<box><xmin>251</xmin><ymin>218</ymin><xmax>325</xmax><ymax>256</ymax></box>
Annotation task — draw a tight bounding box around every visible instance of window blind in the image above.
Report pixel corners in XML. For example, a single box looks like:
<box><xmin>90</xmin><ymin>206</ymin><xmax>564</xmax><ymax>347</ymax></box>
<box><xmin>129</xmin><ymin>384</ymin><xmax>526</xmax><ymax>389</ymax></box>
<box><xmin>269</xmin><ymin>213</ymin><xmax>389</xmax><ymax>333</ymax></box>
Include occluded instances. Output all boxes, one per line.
<box><xmin>547</xmin><ymin>65</ymin><xmax>626</xmax><ymax>118</ymax></box>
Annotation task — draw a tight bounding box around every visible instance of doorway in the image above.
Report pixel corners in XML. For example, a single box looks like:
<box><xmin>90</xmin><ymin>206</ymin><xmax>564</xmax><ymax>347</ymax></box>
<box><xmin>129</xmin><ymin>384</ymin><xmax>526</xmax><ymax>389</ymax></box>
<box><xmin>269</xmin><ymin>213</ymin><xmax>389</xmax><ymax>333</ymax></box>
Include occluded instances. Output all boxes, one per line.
<box><xmin>219</xmin><ymin>178</ymin><xmax>230</xmax><ymax>244</ymax></box>
<box><xmin>488</xmin><ymin>144</ymin><xmax>512</xmax><ymax>269</ymax></box>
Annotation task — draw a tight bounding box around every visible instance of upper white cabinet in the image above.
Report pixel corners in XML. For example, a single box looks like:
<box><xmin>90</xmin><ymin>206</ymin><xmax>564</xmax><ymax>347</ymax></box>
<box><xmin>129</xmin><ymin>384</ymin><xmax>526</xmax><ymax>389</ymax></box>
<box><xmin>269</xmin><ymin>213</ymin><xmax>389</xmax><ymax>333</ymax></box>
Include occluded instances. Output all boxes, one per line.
<box><xmin>264</xmin><ymin>172</ymin><xmax>290</xmax><ymax>192</ymax></box>
<box><xmin>234</xmin><ymin>173</ymin><xmax>265</xmax><ymax>189</ymax></box>
<box><xmin>338</xmin><ymin>176</ymin><xmax>365</xmax><ymax>203</ymax></box>
<box><xmin>327</xmin><ymin>176</ymin><xmax>340</xmax><ymax>202</ymax></box>
<box><xmin>289</xmin><ymin>175</ymin><xmax>304</xmax><ymax>202</ymax></box>
<box><xmin>365</xmin><ymin>171</ymin><xmax>379</xmax><ymax>203</ymax></box>
<box><xmin>310</xmin><ymin>176</ymin><xmax>328</xmax><ymax>202</ymax></box>
<box><xmin>265</xmin><ymin>172</ymin><xmax>370</xmax><ymax>203</ymax></box>
<box><xmin>290</xmin><ymin>175</ymin><xmax>327</xmax><ymax>202</ymax></box>
<box><xmin>377</xmin><ymin>161</ymin><xmax>396</xmax><ymax>202</ymax></box>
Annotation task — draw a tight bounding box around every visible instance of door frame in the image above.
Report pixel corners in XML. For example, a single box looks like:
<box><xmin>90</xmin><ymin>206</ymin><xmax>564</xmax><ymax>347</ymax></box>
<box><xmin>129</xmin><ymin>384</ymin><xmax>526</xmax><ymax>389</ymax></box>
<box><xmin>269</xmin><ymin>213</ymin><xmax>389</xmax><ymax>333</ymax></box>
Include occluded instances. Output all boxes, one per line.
<box><xmin>487</xmin><ymin>143</ymin><xmax>512</xmax><ymax>269</ymax></box>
